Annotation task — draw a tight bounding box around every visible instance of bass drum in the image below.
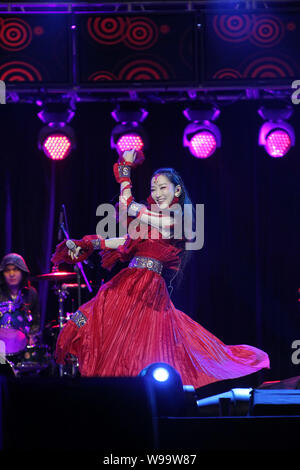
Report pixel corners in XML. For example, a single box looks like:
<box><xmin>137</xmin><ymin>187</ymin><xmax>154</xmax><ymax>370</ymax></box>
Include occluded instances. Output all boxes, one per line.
<box><xmin>0</xmin><ymin>309</ymin><xmax>29</xmax><ymax>355</ymax></box>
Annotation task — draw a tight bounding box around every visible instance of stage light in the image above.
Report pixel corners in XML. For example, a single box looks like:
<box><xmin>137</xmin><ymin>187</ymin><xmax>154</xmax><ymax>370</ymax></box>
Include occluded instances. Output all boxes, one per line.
<box><xmin>116</xmin><ymin>132</ymin><xmax>144</xmax><ymax>153</ymax></box>
<box><xmin>42</xmin><ymin>133</ymin><xmax>72</xmax><ymax>160</ymax></box>
<box><xmin>139</xmin><ymin>362</ymin><xmax>185</xmax><ymax>416</ymax></box>
<box><xmin>265</xmin><ymin>128</ymin><xmax>292</xmax><ymax>157</ymax></box>
<box><xmin>139</xmin><ymin>362</ymin><xmax>181</xmax><ymax>385</ymax></box>
<box><xmin>152</xmin><ymin>366</ymin><xmax>170</xmax><ymax>383</ymax></box>
<box><xmin>183</xmin><ymin>108</ymin><xmax>221</xmax><ymax>159</ymax></box>
<box><xmin>196</xmin><ymin>388</ymin><xmax>252</xmax><ymax>417</ymax></box>
<box><xmin>258</xmin><ymin>121</ymin><xmax>295</xmax><ymax>158</ymax></box>
<box><xmin>111</xmin><ymin>106</ymin><xmax>148</xmax><ymax>155</ymax></box>
<box><xmin>258</xmin><ymin>106</ymin><xmax>295</xmax><ymax>158</ymax></box>
<box><xmin>37</xmin><ymin>104</ymin><xmax>76</xmax><ymax>160</ymax></box>
<box><xmin>38</xmin><ymin>124</ymin><xmax>76</xmax><ymax>160</ymax></box>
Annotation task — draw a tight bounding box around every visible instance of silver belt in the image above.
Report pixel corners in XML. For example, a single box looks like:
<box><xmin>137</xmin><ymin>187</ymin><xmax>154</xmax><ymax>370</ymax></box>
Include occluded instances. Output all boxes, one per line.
<box><xmin>128</xmin><ymin>256</ymin><xmax>163</xmax><ymax>275</ymax></box>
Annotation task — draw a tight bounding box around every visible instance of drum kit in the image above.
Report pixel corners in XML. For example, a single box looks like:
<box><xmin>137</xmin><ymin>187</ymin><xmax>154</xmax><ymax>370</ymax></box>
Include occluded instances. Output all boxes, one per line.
<box><xmin>0</xmin><ymin>269</ymin><xmax>87</xmax><ymax>378</ymax></box>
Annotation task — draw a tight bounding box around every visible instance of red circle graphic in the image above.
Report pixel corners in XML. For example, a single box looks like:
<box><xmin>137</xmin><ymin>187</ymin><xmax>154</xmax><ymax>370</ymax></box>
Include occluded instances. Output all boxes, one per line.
<box><xmin>124</xmin><ymin>17</ymin><xmax>159</xmax><ymax>50</ymax></box>
<box><xmin>250</xmin><ymin>15</ymin><xmax>285</xmax><ymax>47</ymax></box>
<box><xmin>212</xmin><ymin>14</ymin><xmax>253</xmax><ymax>42</ymax></box>
<box><xmin>0</xmin><ymin>18</ymin><xmax>32</xmax><ymax>51</ymax></box>
<box><xmin>87</xmin><ymin>16</ymin><xmax>129</xmax><ymax>45</ymax></box>
<box><xmin>88</xmin><ymin>70</ymin><xmax>117</xmax><ymax>81</ymax></box>
<box><xmin>243</xmin><ymin>56</ymin><xmax>295</xmax><ymax>78</ymax></box>
<box><xmin>0</xmin><ymin>61</ymin><xmax>42</xmax><ymax>82</ymax></box>
<box><xmin>118</xmin><ymin>59</ymin><xmax>169</xmax><ymax>81</ymax></box>
<box><xmin>213</xmin><ymin>68</ymin><xmax>242</xmax><ymax>80</ymax></box>
<box><xmin>34</xmin><ymin>26</ymin><xmax>44</xmax><ymax>36</ymax></box>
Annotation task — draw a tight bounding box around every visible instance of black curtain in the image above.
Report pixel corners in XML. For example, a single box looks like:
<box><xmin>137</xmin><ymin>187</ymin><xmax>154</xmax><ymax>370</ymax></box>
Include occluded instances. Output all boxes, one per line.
<box><xmin>0</xmin><ymin>100</ymin><xmax>299</xmax><ymax>387</ymax></box>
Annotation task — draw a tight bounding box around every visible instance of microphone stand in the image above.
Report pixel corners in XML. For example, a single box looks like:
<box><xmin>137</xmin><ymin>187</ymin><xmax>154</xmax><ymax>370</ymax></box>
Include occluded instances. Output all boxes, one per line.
<box><xmin>55</xmin><ymin>206</ymin><xmax>93</xmax><ymax>378</ymax></box>
<box><xmin>59</xmin><ymin>222</ymin><xmax>93</xmax><ymax>308</ymax></box>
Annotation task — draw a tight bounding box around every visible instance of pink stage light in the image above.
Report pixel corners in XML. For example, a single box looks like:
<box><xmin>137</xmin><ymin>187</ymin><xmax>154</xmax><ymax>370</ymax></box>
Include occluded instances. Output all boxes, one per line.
<box><xmin>265</xmin><ymin>129</ymin><xmax>292</xmax><ymax>158</ymax></box>
<box><xmin>116</xmin><ymin>133</ymin><xmax>144</xmax><ymax>153</ymax></box>
<box><xmin>189</xmin><ymin>131</ymin><xmax>217</xmax><ymax>159</ymax></box>
<box><xmin>43</xmin><ymin>134</ymin><xmax>72</xmax><ymax>160</ymax></box>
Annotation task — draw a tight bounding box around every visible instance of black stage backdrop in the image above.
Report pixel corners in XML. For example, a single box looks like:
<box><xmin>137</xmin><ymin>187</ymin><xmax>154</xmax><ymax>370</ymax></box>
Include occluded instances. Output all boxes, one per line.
<box><xmin>0</xmin><ymin>100</ymin><xmax>299</xmax><ymax>388</ymax></box>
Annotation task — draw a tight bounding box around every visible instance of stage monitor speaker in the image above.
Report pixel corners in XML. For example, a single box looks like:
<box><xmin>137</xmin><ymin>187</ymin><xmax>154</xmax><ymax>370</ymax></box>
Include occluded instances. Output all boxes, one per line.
<box><xmin>250</xmin><ymin>388</ymin><xmax>300</xmax><ymax>416</ymax></box>
<box><xmin>1</xmin><ymin>376</ymin><xmax>157</xmax><ymax>451</ymax></box>
<box><xmin>258</xmin><ymin>376</ymin><xmax>300</xmax><ymax>390</ymax></box>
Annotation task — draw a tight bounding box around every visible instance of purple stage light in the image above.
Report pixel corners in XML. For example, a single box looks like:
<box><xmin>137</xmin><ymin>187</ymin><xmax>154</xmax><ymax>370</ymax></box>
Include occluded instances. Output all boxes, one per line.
<box><xmin>183</xmin><ymin>121</ymin><xmax>221</xmax><ymax>159</ymax></box>
<box><xmin>116</xmin><ymin>133</ymin><xmax>144</xmax><ymax>153</ymax></box>
<box><xmin>43</xmin><ymin>134</ymin><xmax>72</xmax><ymax>160</ymax></box>
<box><xmin>111</xmin><ymin>107</ymin><xmax>148</xmax><ymax>155</ymax></box>
<box><xmin>38</xmin><ymin>124</ymin><xmax>76</xmax><ymax>160</ymax></box>
<box><xmin>258</xmin><ymin>119</ymin><xmax>295</xmax><ymax>158</ymax></box>
<box><xmin>265</xmin><ymin>129</ymin><xmax>292</xmax><ymax>158</ymax></box>
<box><xmin>37</xmin><ymin>107</ymin><xmax>76</xmax><ymax>161</ymax></box>
<box><xmin>189</xmin><ymin>131</ymin><xmax>217</xmax><ymax>159</ymax></box>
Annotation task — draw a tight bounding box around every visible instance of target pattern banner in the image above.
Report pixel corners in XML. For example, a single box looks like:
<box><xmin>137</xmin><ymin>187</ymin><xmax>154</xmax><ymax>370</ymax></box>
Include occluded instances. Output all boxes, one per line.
<box><xmin>78</xmin><ymin>13</ymin><xmax>197</xmax><ymax>85</ymax></box>
<box><xmin>0</xmin><ymin>14</ymin><xmax>71</xmax><ymax>84</ymax></box>
<box><xmin>0</xmin><ymin>10</ymin><xmax>299</xmax><ymax>88</ymax></box>
<box><xmin>0</xmin><ymin>17</ymin><xmax>33</xmax><ymax>51</ymax></box>
<box><xmin>204</xmin><ymin>11</ymin><xmax>300</xmax><ymax>83</ymax></box>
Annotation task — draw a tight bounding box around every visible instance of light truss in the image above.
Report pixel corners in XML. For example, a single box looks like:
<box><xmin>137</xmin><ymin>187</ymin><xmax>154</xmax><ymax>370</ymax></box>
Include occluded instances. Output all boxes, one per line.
<box><xmin>0</xmin><ymin>0</ymin><xmax>299</xmax><ymax>105</ymax></box>
<box><xmin>5</xmin><ymin>86</ymin><xmax>293</xmax><ymax>106</ymax></box>
<box><xmin>1</xmin><ymin>1</ymin><xmax>300</xmax><ymax>14</ymax></box>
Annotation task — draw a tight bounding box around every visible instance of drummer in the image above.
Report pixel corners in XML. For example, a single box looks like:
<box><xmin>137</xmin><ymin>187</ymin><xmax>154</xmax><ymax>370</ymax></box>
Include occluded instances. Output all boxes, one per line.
<box><xmin>0</xmin><ymin>253</ymin><xmax>41</xmax><ymax>344</ymax></box>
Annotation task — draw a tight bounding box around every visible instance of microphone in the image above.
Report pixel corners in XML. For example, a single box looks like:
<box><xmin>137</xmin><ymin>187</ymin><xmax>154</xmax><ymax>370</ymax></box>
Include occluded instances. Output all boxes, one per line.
<box><xmin>66</xmin><ymin>238</ymin><xmax>94</xmax><ymax>268</ymax></box>
<box><xmin>66</xmin><ymin>239</ymin><xmax>81</xmax><ymax>255</ymax></box>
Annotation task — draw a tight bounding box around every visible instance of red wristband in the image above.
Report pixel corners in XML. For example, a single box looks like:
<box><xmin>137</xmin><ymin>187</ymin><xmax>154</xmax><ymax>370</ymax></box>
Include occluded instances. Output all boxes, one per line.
<box><xmin>113</xmin><ymin>163</ymin><xmax>132</xmax><ymax>184</ymax></box>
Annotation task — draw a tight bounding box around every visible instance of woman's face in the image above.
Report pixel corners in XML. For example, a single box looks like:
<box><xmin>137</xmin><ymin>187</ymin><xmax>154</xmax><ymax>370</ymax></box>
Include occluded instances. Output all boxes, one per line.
<box><xmin>3</xmin><ymin>264</ymin><xmax>23</xmax><ymax>290</ymax></box>
<box><xmin>150</xmin><ymin>174</ymin><xmax>180</xmax><ymax>209</ymax></box>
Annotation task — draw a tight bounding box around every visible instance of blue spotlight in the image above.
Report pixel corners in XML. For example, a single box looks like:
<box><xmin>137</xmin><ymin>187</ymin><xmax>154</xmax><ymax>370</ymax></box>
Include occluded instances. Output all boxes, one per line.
<box><xmin>139</xmin><ymin>363</ymin><xmax>198</xmax><ymax>417</ymax></box>
<box><xmin>139</xmin><ymin>362</ymin><xmax>181</xmax><ymax>386</ymax></box>
<box><xmin>139</xmin><ymin>362</ymin><xmax>185</xmax><ymax>416</ymax></box>
<box><xmin>152</xmin><ymin>366</ymin><xmax>170</xmax><ymax>383</ymax></box>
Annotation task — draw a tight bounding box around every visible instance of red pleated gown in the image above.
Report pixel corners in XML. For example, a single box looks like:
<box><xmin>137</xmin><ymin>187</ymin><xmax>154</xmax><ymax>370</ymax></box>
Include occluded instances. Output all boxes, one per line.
<box><xmin>55</xmin><ymin>235</ymin><xmax>270</xmax><ymax>388</ymax></box>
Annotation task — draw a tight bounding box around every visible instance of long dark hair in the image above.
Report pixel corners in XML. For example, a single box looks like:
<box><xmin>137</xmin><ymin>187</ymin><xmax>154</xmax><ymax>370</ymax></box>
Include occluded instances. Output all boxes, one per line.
<box><xmin>151</xmin><ymin>167</ymin><xmax>195</xmax><ymax>294</ymax></box>
<box><xmin>0</xmin><ymin>270</ymin><xmax>30</xmax><ymax>296</ymax></box>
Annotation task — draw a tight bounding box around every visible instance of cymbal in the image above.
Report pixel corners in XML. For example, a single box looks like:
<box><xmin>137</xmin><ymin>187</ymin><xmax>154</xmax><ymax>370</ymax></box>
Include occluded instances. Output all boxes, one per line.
<box><xmin>32</xmin><ymin>271</ymin><xmax>77</xmax><ymax>282</ymax></box>
<box><xmin>62</xmin><ymin>283</ymin><xmax>87</xmax><ymax>289</ymax></box>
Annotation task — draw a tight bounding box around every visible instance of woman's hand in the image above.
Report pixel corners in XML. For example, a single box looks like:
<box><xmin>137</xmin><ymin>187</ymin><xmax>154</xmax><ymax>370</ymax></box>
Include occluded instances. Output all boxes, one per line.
<box><xmin>68</xmin><ymin>245</ymin><xmax>81</xmax><ymax>260</ymax></box>
<box><xmin>122</xmin><ymin>148</ymin><xmax>137</xmax><ymax>164</ymax></box>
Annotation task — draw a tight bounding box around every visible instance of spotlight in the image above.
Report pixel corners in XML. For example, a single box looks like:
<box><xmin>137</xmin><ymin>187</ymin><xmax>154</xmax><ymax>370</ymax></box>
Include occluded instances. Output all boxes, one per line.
<box><xmin>37</xmin><ymin>105</ymin><xmax>76</xmax><ymax>160</ymax></box>
<box><xmin>38</xmin><ymin>124</ymin><xmax>76</xmax><ymax>160</ymax></box>
<box><xmin>140</xmin><ymin>362</ymin><xmax>181</xmax><ymax>385</ymax></box>
<box><xmin>111</xmin><ymin>106</ymin><xmax>148</xmax><ymax>155</ymax></box>
<box><xmin>139</xmin><ymin>362</ymin><xmax>185</xmax><ymax>416</ymax></box>
<box><xmin>111</xmin><ymin>125</ymin><xmax>146</xmax><ymax>154</ymax></box>
<box><xmin>152</xmin><ymin>366</ymin><xmax>170</xmax><ymax>383</ymax></box>
<box><xmin>258</xmin><ymin>106</ymin><xmax>295</xmax><ymax>158</ymax></box>
<box><xmin>183</xmin><ymin>107</ymin><xmax>221</xmax><ymax>159</ymax></box>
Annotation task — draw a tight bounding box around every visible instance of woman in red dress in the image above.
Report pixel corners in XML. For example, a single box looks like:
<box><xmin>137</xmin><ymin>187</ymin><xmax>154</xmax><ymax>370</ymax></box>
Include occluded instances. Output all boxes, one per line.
<box><xmin>53</xmin><ymin>149</ymin><xmax>269</xmax><ymax>388</ymax></box>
